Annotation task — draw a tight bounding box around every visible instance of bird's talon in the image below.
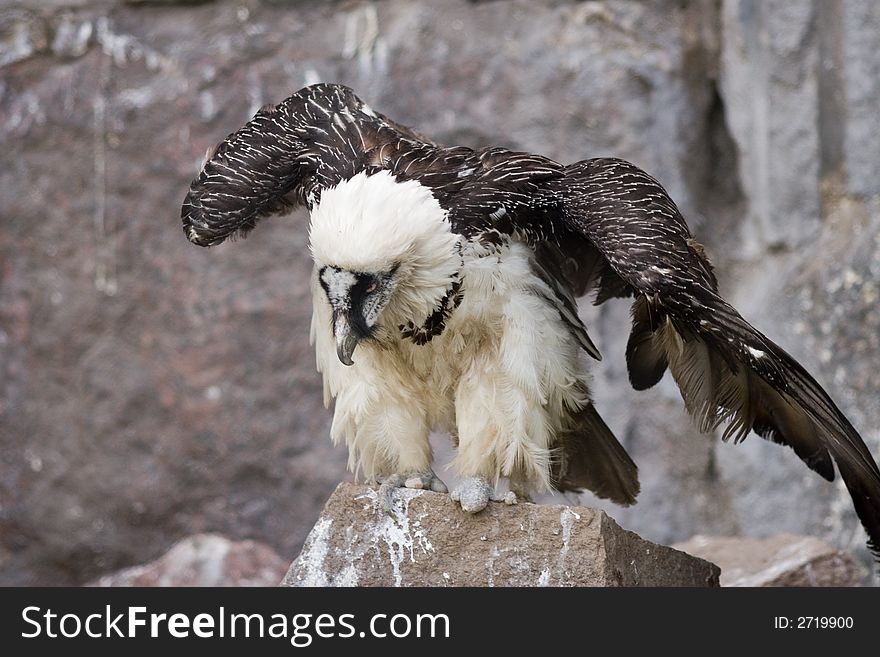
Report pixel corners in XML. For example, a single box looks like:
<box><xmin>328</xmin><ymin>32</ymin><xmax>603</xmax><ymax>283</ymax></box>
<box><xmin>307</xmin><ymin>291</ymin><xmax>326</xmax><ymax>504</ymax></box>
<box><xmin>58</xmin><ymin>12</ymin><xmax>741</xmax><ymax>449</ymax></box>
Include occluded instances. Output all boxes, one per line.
<box><xmin>377</xmin><ymin>474</ymin><xmax>405</xmax><ymax>514</ymax></box>
<box><xmin>376</xmin><ymin>469</ymin><xmax>447</xmax><ymax>513</ymax></box>
<box><xmin>452</xmin><ymin>476</ymin><xmax>504</xmax><ymax>514</ymax></box>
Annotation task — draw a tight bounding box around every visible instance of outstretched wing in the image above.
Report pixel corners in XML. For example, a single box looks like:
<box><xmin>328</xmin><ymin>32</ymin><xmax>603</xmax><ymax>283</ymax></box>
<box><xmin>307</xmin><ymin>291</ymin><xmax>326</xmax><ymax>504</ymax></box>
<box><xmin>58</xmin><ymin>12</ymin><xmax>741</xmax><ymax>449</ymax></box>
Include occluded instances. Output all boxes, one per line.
<box><xmin>181</xmin><ymin>83</ymin><xmax>433</xmax><ymax>246</ymax></box>
<box><xmin>552</xmin><ymin>157</ymin><xmax>880</xmax><ymax>558</ymax></box>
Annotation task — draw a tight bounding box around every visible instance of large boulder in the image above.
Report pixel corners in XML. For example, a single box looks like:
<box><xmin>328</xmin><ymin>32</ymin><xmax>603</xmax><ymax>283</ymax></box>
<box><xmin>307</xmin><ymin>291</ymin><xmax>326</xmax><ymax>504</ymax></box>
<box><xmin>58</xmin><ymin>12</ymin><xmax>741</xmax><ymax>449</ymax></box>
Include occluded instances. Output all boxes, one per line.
<box><xmin>283</xmin><ymin>483</ymin><xmax>720</xmax><ymax>587</ymax></box>
<box><xmin>674</xmin><ymin>533</ymin><xmax>867</xmax><ymax>587</ymax></box>
<box><xmin>88</xmin><ymin>533</ymin><xmax>289</xmax><ymax>587</ymax></box>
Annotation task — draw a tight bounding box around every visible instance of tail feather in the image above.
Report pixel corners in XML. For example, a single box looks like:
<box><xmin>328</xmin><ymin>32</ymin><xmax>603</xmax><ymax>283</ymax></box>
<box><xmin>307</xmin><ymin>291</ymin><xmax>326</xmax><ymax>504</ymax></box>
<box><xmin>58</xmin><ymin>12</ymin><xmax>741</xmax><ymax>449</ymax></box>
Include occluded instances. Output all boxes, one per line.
<box><xmin>553</xmin><ymin>404</ymin><xmax>640</xmax><ymax>506</ymax></box>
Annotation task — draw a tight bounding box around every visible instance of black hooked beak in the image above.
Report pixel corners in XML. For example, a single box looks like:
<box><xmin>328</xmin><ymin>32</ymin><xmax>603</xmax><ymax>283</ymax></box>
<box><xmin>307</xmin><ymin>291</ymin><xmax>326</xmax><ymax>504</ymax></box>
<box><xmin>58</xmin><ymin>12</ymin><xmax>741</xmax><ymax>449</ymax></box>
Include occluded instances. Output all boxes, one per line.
<box><xmin>321</xmin><ymin>265</ymin><xmax>398</xmax><ymax>366</ymax></box>
<box><xmin>333</xmin><ymin>311</ymin><xmax>360</xmax><ymax>367</ymax></box>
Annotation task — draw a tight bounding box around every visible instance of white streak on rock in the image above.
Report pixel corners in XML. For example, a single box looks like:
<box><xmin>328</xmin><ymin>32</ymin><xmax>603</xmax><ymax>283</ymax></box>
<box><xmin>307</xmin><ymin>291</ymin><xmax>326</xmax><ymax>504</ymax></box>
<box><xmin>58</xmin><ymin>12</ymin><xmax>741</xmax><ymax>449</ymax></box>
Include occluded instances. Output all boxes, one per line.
<box><xmin>303</xmin><ymin>68</ymin><xmax>322</xmax><ymax>86</ymax></box>
<box><xmin>335</xmin><ymin>563</ymin><xmax>359</xmax><ymax>587</ymax></box>
<box><xmin>296</xmin><ymin>517</ymin><xmax>333</xmax><ymax>586</ymax></box>
<box><xmin>557</xmin><ymin>507</ymin><xmax>580</xmax><ymax>579</ymax></box>
<box><xmin>486</xmin><ymin>544</ymin><xmax>500</xmax><ymax>587</ymax></box>
<box><xmin>537</xmin><ymin>566</ymin><xmax>551</xmax><ymax>586</ymax></box>
<box><xmin>199</xmin><ymin>90</ymin><xmax>217</xmax><ymax>122</ymax></box>
<box><xmin>355</xmin><ymin>488</ymin><xmax>434</xmax><ymax>587</ymax></box>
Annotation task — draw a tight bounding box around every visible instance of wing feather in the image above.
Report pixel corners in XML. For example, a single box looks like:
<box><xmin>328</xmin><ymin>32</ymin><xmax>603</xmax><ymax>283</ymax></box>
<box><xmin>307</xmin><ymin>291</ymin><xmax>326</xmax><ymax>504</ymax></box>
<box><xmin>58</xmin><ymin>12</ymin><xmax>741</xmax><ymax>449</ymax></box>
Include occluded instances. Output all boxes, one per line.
<box><xmin>551</xmin><ymin>157</ymin><xmax>880</xmax><ymax>558</ymax></box>
<box><xmin>181</xmin><ymin>84</ymin><xmax>432</xmax><ymax>246</ymax></box>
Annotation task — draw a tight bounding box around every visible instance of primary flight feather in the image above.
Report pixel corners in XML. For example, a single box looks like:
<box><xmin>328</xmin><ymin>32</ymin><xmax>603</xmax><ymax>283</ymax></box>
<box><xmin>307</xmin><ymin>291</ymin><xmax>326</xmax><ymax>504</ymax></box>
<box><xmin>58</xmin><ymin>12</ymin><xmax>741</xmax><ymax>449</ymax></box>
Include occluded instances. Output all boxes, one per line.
<box><xmin>182</xmin><ymin>83</ymin><xmax>880</xmax><ymax>558</ymax></box>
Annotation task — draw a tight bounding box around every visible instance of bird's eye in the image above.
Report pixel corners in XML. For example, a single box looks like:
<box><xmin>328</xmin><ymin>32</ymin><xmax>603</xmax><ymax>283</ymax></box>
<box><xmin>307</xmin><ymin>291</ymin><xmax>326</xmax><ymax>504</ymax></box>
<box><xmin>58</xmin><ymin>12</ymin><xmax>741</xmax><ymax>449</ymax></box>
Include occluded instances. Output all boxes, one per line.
<box><xmin>365</xmin><ymin>280</ymin><xmax>378</xmax><ymax>294</ymax></box>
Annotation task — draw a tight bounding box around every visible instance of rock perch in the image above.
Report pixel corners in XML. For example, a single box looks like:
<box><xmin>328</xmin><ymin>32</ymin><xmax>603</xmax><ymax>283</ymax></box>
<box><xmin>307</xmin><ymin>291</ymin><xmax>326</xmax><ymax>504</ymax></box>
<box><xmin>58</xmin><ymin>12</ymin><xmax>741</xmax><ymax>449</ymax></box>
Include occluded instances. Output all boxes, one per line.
<box><xmin>283</xmin><ymin>483</ymin><xmax>720</xmax><ymax>587</ymax></box>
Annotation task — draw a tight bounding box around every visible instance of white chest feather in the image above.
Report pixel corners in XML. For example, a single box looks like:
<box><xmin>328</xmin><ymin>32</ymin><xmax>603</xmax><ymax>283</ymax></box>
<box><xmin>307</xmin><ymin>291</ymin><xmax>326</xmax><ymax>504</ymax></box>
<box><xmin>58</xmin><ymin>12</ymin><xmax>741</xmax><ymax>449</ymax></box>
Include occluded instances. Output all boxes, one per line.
<box><xmin>309</xmin><ymin>240</ymin><xmax>591</xmax><ymax>488</ymax></box>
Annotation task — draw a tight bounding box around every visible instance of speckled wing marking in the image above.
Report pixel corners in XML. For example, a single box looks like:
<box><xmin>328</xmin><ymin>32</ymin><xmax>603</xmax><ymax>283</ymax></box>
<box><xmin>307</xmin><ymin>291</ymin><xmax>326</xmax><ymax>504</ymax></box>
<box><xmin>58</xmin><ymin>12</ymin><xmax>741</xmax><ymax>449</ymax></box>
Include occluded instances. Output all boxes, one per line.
<box><xmin>435</xmin><ymin>148</ymin><xmax>620</xmax><ymax>357</ymax></box>
<box><xmin>553</xmin><ymin>157</ymin><xmax>880</xmax><ymax>557</ymax></box>
<box><xmin>181</xmin><ymin>83</ymin><xmax>435</xmax><ymax>246</ymax></box>
<box><xmin>445</xmin><ymin>149</ymin><xmax>564</xmax><ymax>242</ymax></box>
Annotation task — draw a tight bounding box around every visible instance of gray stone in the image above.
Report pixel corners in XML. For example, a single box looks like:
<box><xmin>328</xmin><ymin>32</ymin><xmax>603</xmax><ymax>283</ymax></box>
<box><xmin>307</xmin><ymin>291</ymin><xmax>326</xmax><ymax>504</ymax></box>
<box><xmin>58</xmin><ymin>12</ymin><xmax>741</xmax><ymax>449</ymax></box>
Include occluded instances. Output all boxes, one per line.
<box><xmin>674</xmin><ymin>534</ymin><xmax>867</xmax><ymax>587</ymax></box>
<box><xmin>719</xmin><ymin>0</ymin><xmax>822</xmax><ymax>251</ymax></box>
<box><xmin>0</xmin><ymin>9</ymin><xmax>48</xmax><ymax>67</ymax></box>
<box><xmin>840</xmin><ymin>1</ymin><xmax>880</xmax><ymax>197</ymax></box>
<box><xmin>283</xmin><ymin>483</ymin><xmax>720</xmax><ymax>587</ymax></box>
<box><xmin>87</xmin><ymin>533</ymin><xmax>288</xmax><ymax>587</ymax></box>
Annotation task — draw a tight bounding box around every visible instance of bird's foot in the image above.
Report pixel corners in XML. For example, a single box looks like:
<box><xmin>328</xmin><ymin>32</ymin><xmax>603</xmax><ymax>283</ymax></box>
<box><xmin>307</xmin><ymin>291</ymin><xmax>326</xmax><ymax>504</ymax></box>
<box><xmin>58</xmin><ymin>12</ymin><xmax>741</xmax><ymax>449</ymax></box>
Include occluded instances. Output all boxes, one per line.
<box><xmin>509</xmin><ymin>485</ymin><xmax>533</xmax><ymax>504</ymax></box>
<box><xmin>450</xmin><ymin>476</ymin><xmax>517</xmax><ymax>514</ymax></box>
<box><xmin>376</xmin><ymin>470</ymin><xmax>448</xmax><ymax>513</ymax></box>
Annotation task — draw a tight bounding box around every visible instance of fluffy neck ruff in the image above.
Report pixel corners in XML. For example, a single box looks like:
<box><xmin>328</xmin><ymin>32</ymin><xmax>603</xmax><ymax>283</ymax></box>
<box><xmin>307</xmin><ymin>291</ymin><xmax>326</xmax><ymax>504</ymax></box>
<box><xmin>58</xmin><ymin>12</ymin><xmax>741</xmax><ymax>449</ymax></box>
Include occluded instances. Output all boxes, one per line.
<box><xmin>308</xmin><ymin>170</ymin><xmax>462</xmax><ymax>331</ymax></box>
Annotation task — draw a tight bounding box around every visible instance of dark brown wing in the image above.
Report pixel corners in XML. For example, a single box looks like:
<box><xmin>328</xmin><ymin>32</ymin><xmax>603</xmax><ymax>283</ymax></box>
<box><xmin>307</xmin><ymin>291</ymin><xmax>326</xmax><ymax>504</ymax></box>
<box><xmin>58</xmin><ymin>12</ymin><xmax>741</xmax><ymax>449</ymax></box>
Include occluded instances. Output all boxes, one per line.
<box><xmin>553</xmin><ymin>157</ymin><xmax>880</xmax><ymax>558</ymax></box>
<box><xmin>181</xmin><ymin>83</ymin><xmax>432</xmax><ymax>246</ymax></box>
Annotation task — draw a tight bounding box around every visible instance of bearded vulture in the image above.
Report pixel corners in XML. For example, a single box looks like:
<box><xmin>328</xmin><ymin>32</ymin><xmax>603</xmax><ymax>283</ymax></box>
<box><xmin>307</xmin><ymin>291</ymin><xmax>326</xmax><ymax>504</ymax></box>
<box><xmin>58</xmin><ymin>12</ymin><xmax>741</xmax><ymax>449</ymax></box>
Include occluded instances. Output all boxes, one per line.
<box><xmin>181</xmin><ymin>83</ymin><xmax>880</xmax><ymax>559</ymax></box>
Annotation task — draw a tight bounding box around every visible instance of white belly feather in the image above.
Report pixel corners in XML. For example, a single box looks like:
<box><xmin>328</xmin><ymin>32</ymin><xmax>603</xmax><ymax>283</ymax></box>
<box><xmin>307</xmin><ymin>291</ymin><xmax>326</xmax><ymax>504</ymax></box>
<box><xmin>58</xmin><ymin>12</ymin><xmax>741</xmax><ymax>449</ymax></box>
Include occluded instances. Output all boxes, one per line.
<box><xmin>310</xmin><ymin>241</ymin><xmax>591</xmax><ymax>491</ymax></box>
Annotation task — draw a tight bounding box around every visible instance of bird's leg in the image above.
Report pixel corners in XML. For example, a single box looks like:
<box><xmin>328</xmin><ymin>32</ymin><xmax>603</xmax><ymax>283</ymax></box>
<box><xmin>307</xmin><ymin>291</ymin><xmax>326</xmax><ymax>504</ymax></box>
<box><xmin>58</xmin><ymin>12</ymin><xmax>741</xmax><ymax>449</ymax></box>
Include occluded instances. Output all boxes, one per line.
<box><xmin>376</xmin><ymin>469</ymin><xmax>448</xmax><ymax>513</ymax></box>
<box><xmin>450</xmin><ymin>476</ymin><xmax>517</xmax><ymax>514</ymax></box>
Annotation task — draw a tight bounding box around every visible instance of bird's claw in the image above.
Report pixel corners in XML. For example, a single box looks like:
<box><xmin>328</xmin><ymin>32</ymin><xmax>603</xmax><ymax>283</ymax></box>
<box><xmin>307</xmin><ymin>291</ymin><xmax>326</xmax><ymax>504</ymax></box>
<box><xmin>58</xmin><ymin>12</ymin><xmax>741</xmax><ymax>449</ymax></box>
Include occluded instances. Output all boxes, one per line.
<box><xmin>450</xmin><ymin>476</ymin><xmax>518</xmax><ymax>514</ymax></box>
<box><xmin>376</xmin><ymin>470</ymin><xmax>448</xmax><ymax>513</ymax></box>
